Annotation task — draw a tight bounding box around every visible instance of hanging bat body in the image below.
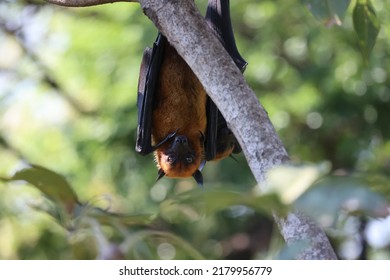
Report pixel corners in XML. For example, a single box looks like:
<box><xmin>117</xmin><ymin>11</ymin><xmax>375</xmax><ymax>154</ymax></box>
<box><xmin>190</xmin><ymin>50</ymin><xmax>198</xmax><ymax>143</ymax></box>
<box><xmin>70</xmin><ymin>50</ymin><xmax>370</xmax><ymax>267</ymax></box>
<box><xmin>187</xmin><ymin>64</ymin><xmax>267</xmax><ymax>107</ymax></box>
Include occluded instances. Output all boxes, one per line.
<box><xmin>136</xmin><ymin>0</ymin><xmax>247</xmax><ymax>184</ymax></box>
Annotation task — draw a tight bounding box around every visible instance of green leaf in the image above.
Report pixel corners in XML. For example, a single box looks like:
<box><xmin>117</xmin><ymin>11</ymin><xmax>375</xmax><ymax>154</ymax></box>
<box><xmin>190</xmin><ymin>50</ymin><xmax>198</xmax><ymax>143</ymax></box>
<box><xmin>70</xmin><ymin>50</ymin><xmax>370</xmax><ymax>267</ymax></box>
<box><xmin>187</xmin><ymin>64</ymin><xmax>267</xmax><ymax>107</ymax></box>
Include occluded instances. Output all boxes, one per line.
<box><xmin>87</xmin><ymin>207</ymin><xmax>155</xmax><ymax>226</ymax></box>
<box><xmin>5</xmin><ymin>164</ymin><xmax>79</xmax><ymax>214</ymax></box>
<box><xmin>302</xmin><ymin>0</ymin><xmax>351</xmax><ymax>26</ymax></box>
<box><xmin>69</xmin><ymin>232</ymin><xmax>98</xmax><ymax>260</ymax></box>
<box><xmin>160</xmin><ymin>189</ymin><xmax>284</xmax><ymax>223</ymax></box>
<box><xmin>146</xmin><ymin>230</ymin><xmax>205</xmax><ymax>260</ymax></box>
<box><xmin>353</xmin><ymin>0</ymin><xmax>380</xmax><ymax>60</ymax></box>
<box><xmin>294</xmin><ymin>177</ymin><xmax>389</xmax><ymax>227</ymax></box>
<box><xmin>121</xmin><ymin>230</ymin><xmax>205</xmax><ymax>260</ymax></box>
<box><xmin>199</xmin><ymin>190</ymin><xmax>283</xmax><ymax>215</ymax></box>
<box><xmin>264</xmin><ymin>162</ymin><xmax>331</xmax><ymax>204</ymax></box>
<box><xmin>194</xmin><ymin>190</ymin><xmax>252</xmax><ymax>214</ymax></box>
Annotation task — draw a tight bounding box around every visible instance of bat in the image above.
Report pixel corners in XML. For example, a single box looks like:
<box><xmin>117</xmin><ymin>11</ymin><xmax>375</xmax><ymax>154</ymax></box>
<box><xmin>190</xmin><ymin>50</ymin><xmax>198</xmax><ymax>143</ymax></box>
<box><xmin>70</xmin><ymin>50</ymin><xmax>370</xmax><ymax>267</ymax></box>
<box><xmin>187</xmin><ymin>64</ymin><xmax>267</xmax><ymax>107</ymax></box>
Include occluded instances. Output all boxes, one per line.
<box><xmin>136</xmin><ymin>0</ymin><xmax>247</xmax><ymax>185</ymax></box>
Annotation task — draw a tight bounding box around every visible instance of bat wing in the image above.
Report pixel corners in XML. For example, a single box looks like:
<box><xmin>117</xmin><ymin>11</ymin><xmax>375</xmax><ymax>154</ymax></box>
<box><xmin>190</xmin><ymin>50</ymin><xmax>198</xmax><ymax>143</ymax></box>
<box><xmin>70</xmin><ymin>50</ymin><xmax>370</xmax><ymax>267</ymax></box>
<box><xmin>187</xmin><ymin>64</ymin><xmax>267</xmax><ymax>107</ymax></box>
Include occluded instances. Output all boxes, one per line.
<box><xmin>206</xmin><ymin>0</ymin><xmax>247</xmax><ymax>71</ymax></box>
<box><xmin>136</xmin><ymin>34</ymin><xmax>167</xmax><ymax>155</ymax></box>
<box><xmin>204</xmin><ymin>98</ymin><xmax>218</xmax><ymax>161</ymax></box>
<box><xmin>204</xmin><ymin>0</ymin><xmax>247</xmax><ymax>161</ymax></box>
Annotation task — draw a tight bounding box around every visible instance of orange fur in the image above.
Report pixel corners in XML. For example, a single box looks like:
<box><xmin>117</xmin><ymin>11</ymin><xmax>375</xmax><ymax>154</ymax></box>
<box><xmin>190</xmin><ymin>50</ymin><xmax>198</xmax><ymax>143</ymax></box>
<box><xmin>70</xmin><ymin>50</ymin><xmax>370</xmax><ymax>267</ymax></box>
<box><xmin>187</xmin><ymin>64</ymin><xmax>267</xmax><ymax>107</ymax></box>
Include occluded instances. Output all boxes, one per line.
<box><xmin>214</xmin><ymin>147</ymin><xmax>234</xmax><ymax>161</ymax></box>
<box><xmin>152</xmin><ymin>44</ymin><xmax>207</xmax><ymax>178</ymax></box>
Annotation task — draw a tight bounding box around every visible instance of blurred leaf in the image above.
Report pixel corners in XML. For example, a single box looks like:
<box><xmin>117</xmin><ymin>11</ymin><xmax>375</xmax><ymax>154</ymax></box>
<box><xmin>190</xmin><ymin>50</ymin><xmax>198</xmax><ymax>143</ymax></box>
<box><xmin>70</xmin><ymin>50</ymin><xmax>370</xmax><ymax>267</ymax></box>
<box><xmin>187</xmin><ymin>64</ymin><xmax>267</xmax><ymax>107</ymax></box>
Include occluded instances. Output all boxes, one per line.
<box><xmin>264</xmin><ymin>162</ymin><xmax>331</xmax><ymax>204</ymax></box>
<box><xmin>86</xmin><ymin>207</ymin><xmax>154</xmax><ymax>226</ymax></box>
<box><xmin>97</xmin><ymin>243</ymin><xmax>125</xmax><ymax>260</ymax></box>
<box><xmin>365</xmin><ymin>174</ymin><xmax>390</xmax><ymax>202</ymax></box>
<box><xmin>202</xmin><ymin>190</ymin><xmax>243</xmax><ymax>212</ymax></box>
<box><xmin>121</xmin><ymin>230</ymin><xmax>205</xmax><ymax>260</ymax></box>
<box><xmin>4</xmin><ymin>165</ymin><xmax>79</xmax><ymax>214</ymax></box>
<box><xmin>295</xmin><ymin>177</ymin><xmax>389</xmax><ymax>227</ymax></box>
<box><xmin>69</xmin><ymin>231</ymin><xmax>98</xmax><ymax>260</ymax></box>
<box><xmin>199</xmin><ymin>190</ymin><xmax>283</xmax><ymax>215</ymax></box>
<box><xmin>352</xmin><ymin>0</ymin><xmax>380</xmax><ymax>60</ymax></box>
<box><xmin>246</xmin><ymin>193</ymin><xmax>286</xmax><ymax>215</ymax></box>
<box><xmin>302</xmin><ymin>0</ymin><xmax>351</xmax><ymax>26</ymax></box>
<box><xmin>160</xmin><ymin>189</ymin><xmax>284</xmax><ymax>223</ymax></box>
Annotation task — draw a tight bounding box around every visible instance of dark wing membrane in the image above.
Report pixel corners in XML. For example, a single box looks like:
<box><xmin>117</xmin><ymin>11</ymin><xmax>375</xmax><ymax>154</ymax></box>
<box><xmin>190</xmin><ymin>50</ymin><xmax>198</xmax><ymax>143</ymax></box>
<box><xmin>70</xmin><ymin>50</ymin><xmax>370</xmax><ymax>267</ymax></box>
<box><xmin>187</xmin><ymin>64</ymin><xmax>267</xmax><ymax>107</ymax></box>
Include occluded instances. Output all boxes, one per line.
<box><xmin>216</xmin><ymin>110</ymin><xmax>242</xmax><ymax>154</ymax></box>
<box><xmin>136</xmin><ymin>34</ymin><xmax>167</xmax><ymax>155</ymax></box>
<box><xmin>204</xmin><ymin>0</ymin><xmax>247</xmax><ymax>161</ymax></box>
<box><xmin>206</xmin><ymin>0</ymin><xmax>247</xmax><ymax>71</ymax></box>
<box><xmin>204</xmin><ymin>98</ymin><xmax>218</xmax><ymax>161</ymax></box>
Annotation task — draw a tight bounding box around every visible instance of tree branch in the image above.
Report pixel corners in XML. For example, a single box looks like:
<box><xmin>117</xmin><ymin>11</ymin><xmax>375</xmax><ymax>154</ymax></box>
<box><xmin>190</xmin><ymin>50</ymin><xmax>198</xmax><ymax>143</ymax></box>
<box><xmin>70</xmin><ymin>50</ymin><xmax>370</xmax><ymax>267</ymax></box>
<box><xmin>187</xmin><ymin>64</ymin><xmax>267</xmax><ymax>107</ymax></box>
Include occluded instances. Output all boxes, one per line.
<box><xmin>46</xmin><ymin>0</ymin><xmax>138</xmax><ymax>7</ymax></box>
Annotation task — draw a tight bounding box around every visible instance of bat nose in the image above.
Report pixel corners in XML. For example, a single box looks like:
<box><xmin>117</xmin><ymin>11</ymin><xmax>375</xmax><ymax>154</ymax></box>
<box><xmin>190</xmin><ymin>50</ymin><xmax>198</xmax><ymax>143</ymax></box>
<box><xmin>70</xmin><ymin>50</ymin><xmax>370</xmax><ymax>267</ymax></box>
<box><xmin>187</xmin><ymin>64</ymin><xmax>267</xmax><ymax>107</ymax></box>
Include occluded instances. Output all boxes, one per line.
<box><xmin>175</xmin><ymin>135</ymin><xmax>188</xmax><ymax>144</ymax></box>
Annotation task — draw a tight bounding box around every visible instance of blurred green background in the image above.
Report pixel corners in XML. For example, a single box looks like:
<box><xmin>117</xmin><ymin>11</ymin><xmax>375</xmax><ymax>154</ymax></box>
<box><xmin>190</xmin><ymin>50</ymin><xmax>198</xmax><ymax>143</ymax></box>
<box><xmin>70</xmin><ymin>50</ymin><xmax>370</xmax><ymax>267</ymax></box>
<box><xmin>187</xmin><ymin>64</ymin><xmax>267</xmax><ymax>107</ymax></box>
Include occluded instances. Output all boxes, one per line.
<box><xmin>0</xmin><ymin>0</ymin><xmax>389</xmax><ymax>260</ymax></box>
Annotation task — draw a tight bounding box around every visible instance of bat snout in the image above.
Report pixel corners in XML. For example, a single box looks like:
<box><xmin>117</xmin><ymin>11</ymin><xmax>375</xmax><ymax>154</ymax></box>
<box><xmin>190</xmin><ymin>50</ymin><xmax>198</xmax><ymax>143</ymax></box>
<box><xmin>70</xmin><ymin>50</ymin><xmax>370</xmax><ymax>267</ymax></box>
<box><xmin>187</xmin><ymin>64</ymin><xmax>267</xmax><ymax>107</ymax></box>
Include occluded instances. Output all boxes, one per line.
<box><xmin>174</xmin><ymin>135</ymin><xmax>188</xmax><ymax>145</ymax></box>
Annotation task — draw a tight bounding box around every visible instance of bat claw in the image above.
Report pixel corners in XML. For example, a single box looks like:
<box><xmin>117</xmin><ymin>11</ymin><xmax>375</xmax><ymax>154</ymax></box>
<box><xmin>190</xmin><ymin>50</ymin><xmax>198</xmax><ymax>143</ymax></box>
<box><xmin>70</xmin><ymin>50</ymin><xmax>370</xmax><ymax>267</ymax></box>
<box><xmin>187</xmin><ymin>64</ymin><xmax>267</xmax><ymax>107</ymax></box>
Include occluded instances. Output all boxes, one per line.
<box><xmin>167</xmin><ymin>130</ymin><xmax>178</xmax><ymax>139</ymax></box>
<box><xmin>152</xmin><ymin>130</ymin><xmax>178</xmax><ymax>151</ymax></box>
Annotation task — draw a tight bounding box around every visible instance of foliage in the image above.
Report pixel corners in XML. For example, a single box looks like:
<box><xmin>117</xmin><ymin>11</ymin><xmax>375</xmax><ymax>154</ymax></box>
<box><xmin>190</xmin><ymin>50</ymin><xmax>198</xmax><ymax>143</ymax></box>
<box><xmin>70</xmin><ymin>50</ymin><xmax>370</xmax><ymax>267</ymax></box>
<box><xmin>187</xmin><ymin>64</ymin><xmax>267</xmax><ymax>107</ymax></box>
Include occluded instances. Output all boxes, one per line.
<box><xmin>302</xmin><ymin>0</ymin><xmax>380</xmax><ymax>59</ymax></box>
<box><xmin>0</xmin><ymin>0</ymin><xmax>389</xmax><ymax>259</ymax></box>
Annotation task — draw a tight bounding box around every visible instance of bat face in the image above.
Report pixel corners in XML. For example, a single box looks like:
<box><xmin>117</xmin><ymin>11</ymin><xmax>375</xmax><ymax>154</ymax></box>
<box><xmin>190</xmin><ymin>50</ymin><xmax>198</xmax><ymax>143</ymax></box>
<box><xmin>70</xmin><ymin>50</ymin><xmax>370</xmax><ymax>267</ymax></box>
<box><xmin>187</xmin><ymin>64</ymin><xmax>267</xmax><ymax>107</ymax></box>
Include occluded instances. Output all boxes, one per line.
<box><xmin>155</xmin><ymin>135</ymin><xmax>203</xmax><ymax>179</ymax></box>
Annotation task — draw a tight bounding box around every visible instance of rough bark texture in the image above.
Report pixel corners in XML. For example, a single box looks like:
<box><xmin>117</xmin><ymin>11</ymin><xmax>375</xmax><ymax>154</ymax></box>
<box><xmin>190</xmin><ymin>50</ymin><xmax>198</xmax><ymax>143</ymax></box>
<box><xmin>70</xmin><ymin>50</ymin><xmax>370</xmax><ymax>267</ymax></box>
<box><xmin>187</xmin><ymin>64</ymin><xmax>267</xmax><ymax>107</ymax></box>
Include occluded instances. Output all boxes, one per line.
<box><xmin>46</xmin><ymin>0</ymin><xmax>337</xmax><ymax>259</ymax></box>
<box><xmin>275</xmin><ymin>213</ymin><xmax>337</xmax><ymax>259</ymax></box>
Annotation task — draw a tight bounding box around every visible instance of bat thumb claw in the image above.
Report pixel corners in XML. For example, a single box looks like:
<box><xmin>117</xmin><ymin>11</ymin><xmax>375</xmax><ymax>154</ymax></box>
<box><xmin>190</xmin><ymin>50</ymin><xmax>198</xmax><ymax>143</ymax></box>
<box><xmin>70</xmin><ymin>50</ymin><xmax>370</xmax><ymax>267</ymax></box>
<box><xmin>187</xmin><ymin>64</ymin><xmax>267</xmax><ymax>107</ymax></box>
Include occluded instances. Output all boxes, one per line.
<box><xmin>168</xmin><ymin>130</ymin><xmax>178</xmax><ymax>139</ymax></box>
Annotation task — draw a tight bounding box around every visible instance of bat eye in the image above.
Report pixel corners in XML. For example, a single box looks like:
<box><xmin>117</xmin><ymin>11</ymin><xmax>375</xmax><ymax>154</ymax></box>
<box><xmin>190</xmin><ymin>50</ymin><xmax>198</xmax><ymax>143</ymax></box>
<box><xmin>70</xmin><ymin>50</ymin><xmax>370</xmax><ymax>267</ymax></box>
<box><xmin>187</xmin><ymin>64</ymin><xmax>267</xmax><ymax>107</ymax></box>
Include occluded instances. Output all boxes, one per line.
<box><xmin>185</xmin><ymin>156</ymin><xmax>193</xmax><ymax>164</ymax></box>
<box><xmin>167</xmin><ymin>156</ymin><xmax>176</xmax><ymax>164</ymax></box>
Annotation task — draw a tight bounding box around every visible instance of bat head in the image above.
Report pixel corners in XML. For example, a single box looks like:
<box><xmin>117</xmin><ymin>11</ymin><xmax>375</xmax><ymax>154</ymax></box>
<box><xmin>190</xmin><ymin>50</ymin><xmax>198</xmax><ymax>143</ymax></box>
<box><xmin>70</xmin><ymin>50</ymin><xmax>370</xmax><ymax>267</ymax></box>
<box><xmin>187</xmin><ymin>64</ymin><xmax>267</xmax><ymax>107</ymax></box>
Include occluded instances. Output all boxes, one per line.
<box><xmin>155</xmin><ymin>134</ymin><xmax>204</xmax><ymax>185</ymax></box>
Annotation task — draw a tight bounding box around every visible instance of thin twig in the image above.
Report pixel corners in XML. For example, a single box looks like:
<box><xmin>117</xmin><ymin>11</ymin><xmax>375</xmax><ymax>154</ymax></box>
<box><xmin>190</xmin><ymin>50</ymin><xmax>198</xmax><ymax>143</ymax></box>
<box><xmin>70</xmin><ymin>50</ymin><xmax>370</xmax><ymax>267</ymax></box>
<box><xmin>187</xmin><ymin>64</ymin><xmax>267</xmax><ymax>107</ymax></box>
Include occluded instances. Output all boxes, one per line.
<box><xmin>0</xmin><ymin>134</ymin><xmax>27</xmax><ymax>161</ymax></box>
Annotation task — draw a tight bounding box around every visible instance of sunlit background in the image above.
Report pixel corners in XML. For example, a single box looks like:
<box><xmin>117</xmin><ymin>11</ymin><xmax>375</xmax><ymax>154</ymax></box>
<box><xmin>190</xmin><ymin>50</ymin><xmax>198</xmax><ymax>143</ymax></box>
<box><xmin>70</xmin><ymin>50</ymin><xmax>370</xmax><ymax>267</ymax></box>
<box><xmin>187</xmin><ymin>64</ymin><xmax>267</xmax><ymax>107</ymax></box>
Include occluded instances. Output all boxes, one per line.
<box><xmin>0</xmin><ymin>0</ymin><xmax>389</xmax><ymax>259</ymax></box>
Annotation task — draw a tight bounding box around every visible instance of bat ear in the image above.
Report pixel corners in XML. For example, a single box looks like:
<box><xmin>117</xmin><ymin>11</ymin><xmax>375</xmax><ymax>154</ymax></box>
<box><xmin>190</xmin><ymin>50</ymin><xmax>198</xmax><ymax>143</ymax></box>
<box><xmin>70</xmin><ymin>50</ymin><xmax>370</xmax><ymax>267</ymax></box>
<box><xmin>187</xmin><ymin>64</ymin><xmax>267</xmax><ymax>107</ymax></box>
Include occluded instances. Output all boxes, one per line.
<box><xmin>192</xmin><ymin>170</ymin><xmax>203</xmax><ymax>186</ymax></box>
<box><xmin>156</xmin><ymin>169</ymin><xmax>166</xmax><ymax>182</ymax></box>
